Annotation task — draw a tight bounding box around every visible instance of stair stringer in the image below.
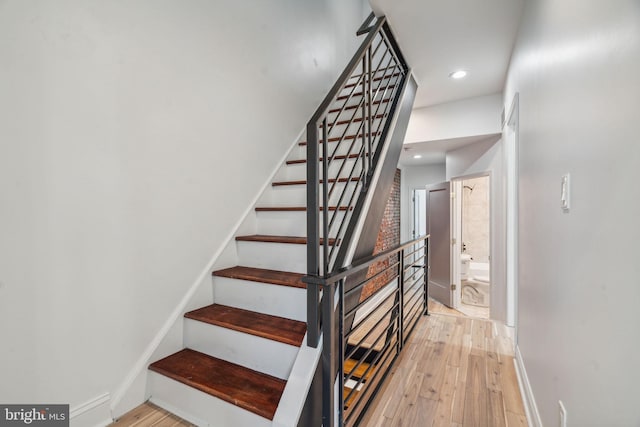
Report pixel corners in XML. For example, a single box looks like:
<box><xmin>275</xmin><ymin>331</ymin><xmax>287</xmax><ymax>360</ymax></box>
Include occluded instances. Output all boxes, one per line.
<box><xmin>109</xmin><ymin>128</ymin><xmax>305</xmax><ymax>420</ymax></box>
<box><xmin>339</xmin><ymin>71</ymin><xmax>418</xmax><ymax>268</ymax></box>
<box><xmin>138</xmin><ymin>112</ymin><xmax>337</xmax><ymax>424</ymax></box>
<box><xmin>272</xmin><ymin>334</ymin><xmax>322</xmax><ymax>427</ymax></box>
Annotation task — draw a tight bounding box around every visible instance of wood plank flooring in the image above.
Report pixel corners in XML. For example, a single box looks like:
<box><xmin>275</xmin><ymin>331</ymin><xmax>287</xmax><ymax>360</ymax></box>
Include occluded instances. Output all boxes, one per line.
<box><xmin>358</xmin><ymin>299</ymin><xmax>528</xmax><ymax>427</ymax></box>
<box><xmin>113</xmin><ymin>299</ymin><xmax>527</xmax><ymax>426</ymax></box>
<box><xmin>110</xmin><ymin>402</ymin><xmax>193</xmax><ymax>426</ymax></box>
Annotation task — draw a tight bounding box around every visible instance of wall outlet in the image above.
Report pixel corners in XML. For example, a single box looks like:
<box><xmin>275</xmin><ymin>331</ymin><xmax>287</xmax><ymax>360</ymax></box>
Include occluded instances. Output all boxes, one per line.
<box><xmin>559</xmin><ymin>400</ymin><xmax>567</xmax><ymax>427</ymax></box>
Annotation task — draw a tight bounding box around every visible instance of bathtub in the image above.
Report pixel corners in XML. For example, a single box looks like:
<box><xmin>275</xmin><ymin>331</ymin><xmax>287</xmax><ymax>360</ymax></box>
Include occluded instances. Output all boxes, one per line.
<box><xmin>462</xmin><ymin>261</ymin><xmax>490</xmax><ymax>307</ymax></box>
<box><xmin>468</xmin><ymin>261</ymin><xmax>490</xmax><ymax>283</ymax></box>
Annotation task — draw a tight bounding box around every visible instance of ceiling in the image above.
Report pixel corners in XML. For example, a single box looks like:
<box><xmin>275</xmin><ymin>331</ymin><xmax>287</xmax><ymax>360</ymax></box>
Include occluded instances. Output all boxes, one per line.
<box><xmin>370</xmin><ymin>0</ymin><xmax>524</xmax><ymax>108</ymax></box>
<box><xmin>399</xmin><ymin>133</ymin><xmax>501</xmax><ymax>166</ymax></box>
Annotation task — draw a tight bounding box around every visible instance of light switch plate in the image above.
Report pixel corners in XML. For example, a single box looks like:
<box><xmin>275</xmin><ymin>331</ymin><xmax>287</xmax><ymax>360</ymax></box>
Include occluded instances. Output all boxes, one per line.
<box><xmin>561</xmin><ymin>174</ymin><xmax>570</xmax><ymax>211</ymax></box>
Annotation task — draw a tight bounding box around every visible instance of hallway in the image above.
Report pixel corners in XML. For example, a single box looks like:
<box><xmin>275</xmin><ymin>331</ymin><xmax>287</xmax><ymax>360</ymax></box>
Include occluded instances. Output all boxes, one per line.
<box><xmin>359</xmin><ymin>300</ymin><xmax>527</xmax><ymax>426</ymax></box>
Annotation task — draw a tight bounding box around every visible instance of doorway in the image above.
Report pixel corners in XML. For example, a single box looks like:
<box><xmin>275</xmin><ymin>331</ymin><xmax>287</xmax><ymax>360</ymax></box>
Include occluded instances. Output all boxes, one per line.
<box><xmin>412</xmin><ymin>188</ymin><xmax>427</xmax><ymax>240</ymax></box>
<box><xmin>418</xmin><ymin>175</ymin><xmax>494</xmax><ymax>320</ymax></box>
<box><xmin>454</xmin><ymin>175</ymin><xmax>491</xmax><ymax>319</ymax></box>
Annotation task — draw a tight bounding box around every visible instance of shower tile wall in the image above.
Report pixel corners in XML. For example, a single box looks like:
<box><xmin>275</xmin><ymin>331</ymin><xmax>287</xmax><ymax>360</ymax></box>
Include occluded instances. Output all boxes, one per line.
<box><xmin>462</xmin><ymin>176</ymin><xmax>490</xmax><ymax>263</ymax></box>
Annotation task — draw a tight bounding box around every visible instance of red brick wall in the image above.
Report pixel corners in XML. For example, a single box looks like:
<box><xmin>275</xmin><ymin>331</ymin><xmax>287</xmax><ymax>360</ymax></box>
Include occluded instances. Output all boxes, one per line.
<box><xmin>361</xmin><ymin>168</ymin><xmax>401</xmax><ymax>301</ymax></box>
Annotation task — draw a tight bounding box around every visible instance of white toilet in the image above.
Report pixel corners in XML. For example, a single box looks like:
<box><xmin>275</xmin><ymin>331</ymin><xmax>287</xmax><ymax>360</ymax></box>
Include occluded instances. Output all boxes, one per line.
<box><xmin>460</xmin><ymin>253</ymin><xmax>472</xmax><ymax>280</ymax></box>
<box><xmin>460</xmin><ymin>254</ymin><xmax>490</xmax><ymax>307</ymax></box>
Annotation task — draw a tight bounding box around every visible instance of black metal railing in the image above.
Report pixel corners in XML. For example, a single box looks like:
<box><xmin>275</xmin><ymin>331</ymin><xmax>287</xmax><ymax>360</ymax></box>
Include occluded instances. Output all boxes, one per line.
<box><xmin>304</xmin><ymin>235</ymin><xmax>430</xmax><ymax>427</ymax></box>
<box><xmin>306</xmin><ymin>13</ymin><xmax>408</xmax><ymax>347</ymax></box>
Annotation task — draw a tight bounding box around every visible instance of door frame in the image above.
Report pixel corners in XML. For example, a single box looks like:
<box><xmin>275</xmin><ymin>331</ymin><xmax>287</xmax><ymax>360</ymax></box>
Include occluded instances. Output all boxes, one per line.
<box><xmin>450</xmin><ymin>172</ymin><xmax>492</xmax><ymax>314</ymax></box>
<box><xmin>411</xmin><ymin>188</ymin><xmax>427</xmax><ymax>240</ymax></box>
<box><xmin>505</xmin><ymin>93</ymin><xmax>520</xmax><ymax>338</ymax></box>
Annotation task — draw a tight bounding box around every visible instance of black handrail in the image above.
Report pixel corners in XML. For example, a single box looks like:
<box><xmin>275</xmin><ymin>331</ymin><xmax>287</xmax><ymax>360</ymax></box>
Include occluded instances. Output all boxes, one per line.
<box><xmin>356</xmin><ymin>12</ymin><xmax>377</xmax><ymax>36</ymax></box>
<box><xmin>306</xmin><ymin>235</ymin><xmax>430</xmax><ymax>427</ymax></box>
<box><xmin>305</xmin><ymin>14</ymin><xmax>409</xmax><ymax>347</ymax></box>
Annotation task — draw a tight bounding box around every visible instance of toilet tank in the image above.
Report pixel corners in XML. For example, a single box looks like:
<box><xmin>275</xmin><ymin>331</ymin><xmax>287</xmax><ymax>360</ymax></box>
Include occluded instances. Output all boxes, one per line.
<box><xmin>460</xmin><ymin>254</ymin><xmax>472</xmax><ymax>280</ymax></box>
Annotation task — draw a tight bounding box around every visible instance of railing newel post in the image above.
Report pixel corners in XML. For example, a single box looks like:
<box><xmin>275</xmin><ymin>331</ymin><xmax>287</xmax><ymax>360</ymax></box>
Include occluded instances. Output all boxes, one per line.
<box><xmin>424</xmin><ymin>237</ymin><xmax>430</xmax><ymax>316</ymax></box>
<box><xmin>399</xmin><ymin>249</ymin><xmax>405</xmax><ymax>349</ymax></box>
<box><xmin>306</xmin><ymin>117</ymin><xmax>320</xmax><ymax>347</ymax></box>
<box><xmin>367</xmin><ymin>42</ymin><xmax>373</xmax><ymax>175</ymax></box>
<box><xmin>322</xmin><ymin>118</ymin><xmax>330</xmax><ymax>273</ymax></box>
<box><xmin>338</xmin><ymin>277</ymin><xmax>345</xmax><ymax>425</ymax></box>
<box><xmin>322</xmin><ymin>280</ymin><xmax>336</xmax><ymax>427</ymax></box>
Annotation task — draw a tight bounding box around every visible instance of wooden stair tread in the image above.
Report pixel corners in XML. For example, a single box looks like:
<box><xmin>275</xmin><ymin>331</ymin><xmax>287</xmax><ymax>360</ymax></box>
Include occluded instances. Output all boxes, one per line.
<box><xmin>323</xmin><ymin>114</ymin><xmax>386</xmax><ymax>127</ymax></box>
<box><xmin>344</xmin><ymin>358</ymin><xmax>373</xmax><ymax>380</ymax></box>
<box><xmin>328</xmin><ymin>97</ymin><xmax>390</xmax><ymax>114</ymax></box>
<box><xmin>272</xmin><ymin>177</ymin><xmax>360</xmax><ymax>186</ymax></box>
<box><xmin>344</xmin><ymin>386</ymin><xmax>360</xmax><ymax>408</ymax></box>
<box><xmin>149</xmin><ymin>349</ymin><xmax>285</xmax><ymax>420</ymax></box>
<box><xmin>185</xmin><ymin>304</ymin><xmax>306</xmax><ymax>346</ymax></box>
<box><xmin>298</xmin><ymin>133</ymin><xmax>381</xmax><ymax>146</ymax></box>
<box><xmin>344</xmin><ymin>71</ymin><xmax>402</xmax><ymax>89</ymax></box>
<box><xmin>255</xmin><ymin>206</ymin><xmax>351</xmax><ymax>212</ymax></box>
<box><xmin>335</xmin><ymin>85</ymin><xmax>396</xmax><ymax>101</ymax></box>
<box><xmin>212</xmin><ymin>266</ymin><xmax>305</xmax><ymax>289</ymax></box>
<box><xmin>332</xmin><ymin>114</ymin><xmax>386</xmax><ymax>127</ymax></box>
<box><xmin>236</xmin><ymin>234</ymin><xmax>336</xmax><ymax>245</ymax></box>
<box><xmin>287</xmin><ymin>153</ymin><xmax>368</xmax><ymax>165</ymax></box>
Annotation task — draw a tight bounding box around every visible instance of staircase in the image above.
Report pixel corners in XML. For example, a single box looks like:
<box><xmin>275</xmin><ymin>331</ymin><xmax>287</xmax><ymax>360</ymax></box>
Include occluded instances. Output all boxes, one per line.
<box><xmin>146</xmin><ymin>14</ymin><xmax>414</xmax><ymax>427</ymax></box>
<box><xmin>145</xmin><ymin>100</ymin><xmax>389</xmax><ymax>425</ymax></box>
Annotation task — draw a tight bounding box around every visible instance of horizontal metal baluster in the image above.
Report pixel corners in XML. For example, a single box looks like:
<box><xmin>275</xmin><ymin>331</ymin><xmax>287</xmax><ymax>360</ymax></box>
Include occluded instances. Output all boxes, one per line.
<box><xmin>342</xmin><ymin>301</ymin><xmax>399</xmax><ymax>386</ymax></box>
<box><xmin>343</xmin><ymin>320</ymin><xmax>398</xmax><ymax>406</ymax></box>
<box><xmin>327</xmin><ymin>98</ymin><xmax>366</xmax><ymax>160</ymax></box>
<box><xmin>343</xmin><ymin>296</ymin><xmax>398</xmax><ymax>359</ymax></box>
<box><xmin>379</xmin><ymin>29</ymin><xmax>406</xmax><ymax>73</ymax></box>
<box><xmin>329</xmin><ymin>119</ymin><xmax>362</xmax><ymax>201</ymax></box>
<box><xmin>326</xmin><ymin>73</ymin><xmax>366</xmax><ymax>136</ymax></box>
<box><xmin>332</xmin><ymin>110</ymin><xmax>364</xmax><ymax>167</ymax></box>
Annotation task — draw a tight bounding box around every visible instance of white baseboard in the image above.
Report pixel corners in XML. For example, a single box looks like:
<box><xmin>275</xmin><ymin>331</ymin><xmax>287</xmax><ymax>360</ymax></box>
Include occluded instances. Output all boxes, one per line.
<box><xmin>70</xmin><ymin>393</ymin><xmax>112</xmax><ymax>427</ymax></box>
<box><xmin>514</xmin><ymin>346</ymin><xmax>542</xmax><ymax>427</ymax></box>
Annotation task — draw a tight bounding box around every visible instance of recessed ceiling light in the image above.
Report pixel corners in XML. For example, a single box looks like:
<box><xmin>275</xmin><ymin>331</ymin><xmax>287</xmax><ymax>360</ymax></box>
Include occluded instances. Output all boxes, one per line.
<box><xmin>413</xmin><ymin>154</ymin><xmax>422</xmax><ymax>159</ymax></box>
<box><xmin>449</xmin><ymin>70</ymin><xmax>467</xmax><ymax>79</ymax></box>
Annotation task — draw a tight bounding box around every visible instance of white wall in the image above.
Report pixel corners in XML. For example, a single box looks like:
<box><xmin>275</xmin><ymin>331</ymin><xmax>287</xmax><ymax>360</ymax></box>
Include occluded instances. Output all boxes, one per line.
<box><xmin>399</xmin><ymin>164</ymin><xmax>446</xmax><ymax>243</ymax></box>
<box><xmin>504</xmin><ymin>0</ymin><xmax>640</xmax><ymax>425</ymax></box>
<box><xmin>404</xmin><ymin>93</ymin><xmax>503</xmax><ymax>143</ymax></box>
<box><xmin>445</xmin><ymin>136</ymin><xmax>506</xmax><ymax>322</ymax></box>
<box><xmin>0</xmin><ymin>0</ymin><xmax>368</xmax><ymax>418</ymax></box>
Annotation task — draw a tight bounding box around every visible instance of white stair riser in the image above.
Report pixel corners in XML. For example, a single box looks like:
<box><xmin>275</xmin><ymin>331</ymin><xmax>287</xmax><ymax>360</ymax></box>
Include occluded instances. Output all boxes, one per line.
<box><xmin>184</xmin><ymin>319</ymin><xmax>298</xmax><ymax>380</ymax></box>
<box><xmin>258</xmin><ymin>185</ymin><xmax>306</xmax><ymax>206</ymax></box>
<box><xmin>213</xmin><ymin>276</ymin><xmax>306</xmax><ymax>322</ymax></box>
<box><xmin>259</xmin><ymin>181</ymin><xmax>361</xmax><ymax>207</ymax></box>
<box><xmin>149</xmin><ymin>373</ymin><xmax>271</xmax><ymax>427</ymax></box>
<box><xmin>283</xmin><ymin>135</ymin><xmax>382</xmax><ymax>168</ymax></box>
<box><xmin>272</xmin><ymin>160</ymin><xmax>365</xmax><ymax>185</ymax></box>
<box><xmin>256</xmin><ymin>210</ymin><xmax>346</xmax><ymax>237</ymax></box>
<box><xmin>236</xmin><ymin>241</ymin><xmax>307</xmax><ymax>274</ymax></box>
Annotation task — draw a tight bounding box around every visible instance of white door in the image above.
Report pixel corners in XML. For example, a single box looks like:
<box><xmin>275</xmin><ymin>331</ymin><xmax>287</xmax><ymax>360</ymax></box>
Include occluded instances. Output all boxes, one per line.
<box><xmin>426</xmin><ymin>182</ymin><xmax>453</xmax><ymax>307</ymax></box>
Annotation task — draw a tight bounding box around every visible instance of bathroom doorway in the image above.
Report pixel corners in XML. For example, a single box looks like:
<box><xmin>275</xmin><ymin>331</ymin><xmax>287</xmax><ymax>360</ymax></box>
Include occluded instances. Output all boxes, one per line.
<box><xmin>453</xmin><ymin>175</ymin><xmax>491</xmax><ymax>319</ymax></box>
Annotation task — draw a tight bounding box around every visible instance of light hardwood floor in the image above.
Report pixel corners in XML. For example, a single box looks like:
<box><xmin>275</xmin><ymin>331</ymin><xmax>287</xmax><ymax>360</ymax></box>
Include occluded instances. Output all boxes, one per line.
<box><xmin>110</xmin><ymin>402</ymin><xmax>194</xmax><ymax>427</ymax></box>
<box><xmin>112</xmin><ymin>300</ymin><xmax>527</xmax><ymax>427</ymax></box>
<box><xmin>358</xmin><ymin>299</ymin><xmax>528</xmax><ymax>427</ymax></box>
